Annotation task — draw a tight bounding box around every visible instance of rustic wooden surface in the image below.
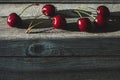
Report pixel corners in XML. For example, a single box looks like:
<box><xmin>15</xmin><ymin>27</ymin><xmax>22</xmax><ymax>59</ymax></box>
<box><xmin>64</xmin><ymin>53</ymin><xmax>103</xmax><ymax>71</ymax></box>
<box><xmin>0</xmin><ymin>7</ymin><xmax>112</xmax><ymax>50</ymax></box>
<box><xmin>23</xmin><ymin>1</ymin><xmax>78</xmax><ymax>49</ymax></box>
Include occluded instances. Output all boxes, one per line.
<box><xmin>0</xmin><ymin>17</ymin><xmax>120</xmax><ymax>56</ymax></box>
<box><xmin>1</xmin><ymin>57</ymin><xmax>120</xmax><ymax>80</ymax></box>
<box><xmin>0</xmin><ymin>0</ymin><xmax>119</xmax><ymax>3</ymax></box>
<box><xmin>0</xmin><ymin>4</ymin><xmax>120</xmax><ymax>17</ymax></box>
<box><xmin>0</xmin><ymin>5</ymin><xmax>120</xmax><ymax>79</ymax></box>
<box><xmin>0</xmin><ymin>0</ymin><xmax>120</xmax><ymax>4</ymax></box>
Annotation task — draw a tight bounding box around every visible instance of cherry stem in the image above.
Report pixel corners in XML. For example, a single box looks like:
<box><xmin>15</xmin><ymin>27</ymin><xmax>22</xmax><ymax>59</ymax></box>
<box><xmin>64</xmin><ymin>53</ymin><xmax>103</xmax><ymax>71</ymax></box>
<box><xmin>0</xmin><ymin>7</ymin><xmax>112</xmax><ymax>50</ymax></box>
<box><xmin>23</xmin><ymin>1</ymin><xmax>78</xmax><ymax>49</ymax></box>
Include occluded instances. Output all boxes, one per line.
<box><xmin>79</xmin><ymin>6</ymin><xmax>96</xmax><ymax>10</ymax></box>
<box><xmin>34</xmin><ymin>14</ymin><xmax>44</xmax><ymax>19</ymax></box>
<box><xmin>26</xmin><ymin>22</ymin><xmax>43</xmax><ymax>33</ymax></box>
<box><xmin>73</xmin><ymin>9</ymin><xmax>82</xmax><ymax>18</ymax></box>
<box><xmin>26</xmin><ymin>14</ymin><xmax>43</xmax><ymax>28</ymax></box>
<box><xmin>78</xmin><ymin>10</ymin><xmax>95</xmax><ymax>19</ymax></box>
<box><xmin>26</xmin><ymin>21</ymin><xmax>33</xmax><ymax>31</ymax></box>
<box><xmin>19</xmin><ymin>4</ymin><xmax>33</xmax><ymax>16</ymax></box>
<box><xmin>25</xmin><ymin>14</ymin><xmax>44</xmax><ymax>33</ymax></box>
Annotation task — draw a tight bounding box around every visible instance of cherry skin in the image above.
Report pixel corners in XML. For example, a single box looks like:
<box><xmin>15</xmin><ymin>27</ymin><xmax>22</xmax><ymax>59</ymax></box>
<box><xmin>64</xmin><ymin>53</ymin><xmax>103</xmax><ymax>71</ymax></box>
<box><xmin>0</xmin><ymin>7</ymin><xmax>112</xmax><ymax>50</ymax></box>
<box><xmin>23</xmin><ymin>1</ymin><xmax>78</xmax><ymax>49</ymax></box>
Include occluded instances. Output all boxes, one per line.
<box><xmin>94</xmin><ymin>15</ymin><xmax>108</xmax><ymax>27</ymax></box>
<box><xmin>97</xmin><ymin>5</ymin><xmax>110</xmax><ymax>17</ymax></box>
<box><xmin>42</xmin><ymin>4</ymin><xmax>56</xmax><ymax>17</ymax></box>
<box><xmin>7</xmin><ymin>13</ymin><xmax>22</xmax><ymax>27</ymax></box>
<box><xmin>51</xmin><ymin>15</ymin><xmax>66</xmax><ymax>29</ymax></box>
<box><xmin>77</xmin><ymin>18</ymin><xmax>91</xmax><ymax>31</ymax></box>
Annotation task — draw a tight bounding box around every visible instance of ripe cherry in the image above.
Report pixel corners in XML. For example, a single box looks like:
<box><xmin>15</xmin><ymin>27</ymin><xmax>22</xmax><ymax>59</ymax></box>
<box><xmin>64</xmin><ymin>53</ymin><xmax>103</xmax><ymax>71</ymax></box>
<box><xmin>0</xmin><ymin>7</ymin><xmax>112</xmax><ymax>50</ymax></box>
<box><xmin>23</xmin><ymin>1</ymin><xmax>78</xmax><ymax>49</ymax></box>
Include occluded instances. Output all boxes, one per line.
<box><xmin>42</xmin><ymin>4</ymin><xmax>56</xmax><ymax>17</ymax></box>
<box><xmin>97</xmin><ymin>5</ymin><xmax>110</xmax><ymax>17</ymax></box>
<box><xmin>7</xmin><ymin>13</ymin><xmax>22</xmax><ymax>27</ymax></box>
<box><xmin>94</xmin><ymin>15</ymin><xmax>108</xmax><ymax>27</ymax></box>
<box><xmin>77</xmin><ymin>18</ymin><xmax>91</xmax><ymax>31</ymax></box>
<box><xmin>51</xmin><ymin>15</ymin><xmax>66</xmax><ymax>29</ymax></box>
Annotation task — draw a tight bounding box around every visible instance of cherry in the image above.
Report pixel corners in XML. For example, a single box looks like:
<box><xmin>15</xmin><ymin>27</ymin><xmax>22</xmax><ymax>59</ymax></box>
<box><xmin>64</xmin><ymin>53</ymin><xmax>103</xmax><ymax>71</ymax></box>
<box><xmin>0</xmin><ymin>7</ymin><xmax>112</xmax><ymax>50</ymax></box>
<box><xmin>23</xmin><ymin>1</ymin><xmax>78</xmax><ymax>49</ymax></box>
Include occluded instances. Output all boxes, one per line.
<box><xmin>7</xmin><ymin>13</ymin><xmax>22</xmax><ymax>27</ymax></box>
<box><xmin>73</xmin><ymin>9</ymin><xmax>92</xmax><ymax>31</ymax></box>
<box><xmin>97</xmin><ymin>5</ymin><xmax>110</xmax><ymax>17</ymax></box>
<box><xmin>94</xmin><ymin>15</ymin><xmax>108</xmax><ymax>27</ymax></box>
<box><xmin>42</xmin><ymin>4</ymin><xmax>56</xmax><ymax>17</ymax></box>
<box><xmin>51</xmin><ymin>15</ymin><xmax>66</xmax><ymax>29</ymax></box>
<box><xmin>77</xmin><ymin>18</ymin><xmax>91</xmax><ymax>31</ymax></box>
<box><xmin>7</xmin><ymin>4</ymin><xmax>36</xmax><ymax>28</ymax></box>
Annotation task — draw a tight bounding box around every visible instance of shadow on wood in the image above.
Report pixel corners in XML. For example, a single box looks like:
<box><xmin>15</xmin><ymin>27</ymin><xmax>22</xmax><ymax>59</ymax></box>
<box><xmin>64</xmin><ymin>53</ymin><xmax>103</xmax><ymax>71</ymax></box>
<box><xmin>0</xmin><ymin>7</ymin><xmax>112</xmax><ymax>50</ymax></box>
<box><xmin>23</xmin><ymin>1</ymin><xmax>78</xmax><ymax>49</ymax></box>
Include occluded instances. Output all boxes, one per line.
<box><xmin>87</xmin><ymin>20</ymin><xmax>120</xmax><ymax>33</ymax></box>
<box><xmin>57</xmin><ymin>9</ymin><xmax>92</xmax><ymax>18</ymax></box>
<box><xmin>18</xmin><ymin>18</ymin><xmax>51</xmax><ymax>29</ymax></box>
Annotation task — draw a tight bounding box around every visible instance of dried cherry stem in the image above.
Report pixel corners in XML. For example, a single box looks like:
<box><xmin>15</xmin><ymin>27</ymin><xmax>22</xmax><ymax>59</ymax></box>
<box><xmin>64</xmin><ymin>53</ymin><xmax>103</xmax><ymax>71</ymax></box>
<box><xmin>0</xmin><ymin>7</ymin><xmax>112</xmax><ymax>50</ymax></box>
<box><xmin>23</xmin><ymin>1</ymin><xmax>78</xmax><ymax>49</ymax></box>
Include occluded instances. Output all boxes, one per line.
<box><xmin>25</xmin><ymin>21</ymin><xmax>43</xmax><ymax>33</ymax></box>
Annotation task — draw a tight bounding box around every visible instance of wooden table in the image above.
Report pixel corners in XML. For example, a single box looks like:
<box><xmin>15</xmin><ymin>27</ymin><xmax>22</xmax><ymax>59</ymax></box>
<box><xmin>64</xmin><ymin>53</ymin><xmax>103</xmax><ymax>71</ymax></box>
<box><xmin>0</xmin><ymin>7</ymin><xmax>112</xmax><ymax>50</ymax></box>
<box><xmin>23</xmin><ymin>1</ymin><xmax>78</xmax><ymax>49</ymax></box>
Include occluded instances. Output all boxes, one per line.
<box><xmin>0</xmin><ymin>4</ymin><xmax>120</xmax><ymax>79</ymax></box>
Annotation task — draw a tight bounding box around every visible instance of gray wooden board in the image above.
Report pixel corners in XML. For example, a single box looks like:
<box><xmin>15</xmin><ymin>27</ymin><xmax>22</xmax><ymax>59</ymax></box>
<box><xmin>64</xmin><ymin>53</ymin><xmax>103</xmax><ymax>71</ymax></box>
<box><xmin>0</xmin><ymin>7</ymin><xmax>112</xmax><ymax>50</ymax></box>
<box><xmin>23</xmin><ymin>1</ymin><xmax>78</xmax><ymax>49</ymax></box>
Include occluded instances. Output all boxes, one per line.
<box><xmin>0</xmin><ymin>57</ymin><xmax>120</xmax><ymax>80</ymax></box>
<box><xmin>1</xmin><ymin>70</ymin><xmax>120</xmax><ymax>80</ymax></box>
<box><xmin>0</xmin><ymin>0</ymin><xmax>119</xmax><ymax>3</ymax></box>
<box><xmin>0</xmin><ymin>57</ymin><xmax>120</xmax><ymax>72</ymax></box>
<box><xmin>0</xmin><ymin>38</ymin><xmax>120</xmax><ymax>56</ymax></box>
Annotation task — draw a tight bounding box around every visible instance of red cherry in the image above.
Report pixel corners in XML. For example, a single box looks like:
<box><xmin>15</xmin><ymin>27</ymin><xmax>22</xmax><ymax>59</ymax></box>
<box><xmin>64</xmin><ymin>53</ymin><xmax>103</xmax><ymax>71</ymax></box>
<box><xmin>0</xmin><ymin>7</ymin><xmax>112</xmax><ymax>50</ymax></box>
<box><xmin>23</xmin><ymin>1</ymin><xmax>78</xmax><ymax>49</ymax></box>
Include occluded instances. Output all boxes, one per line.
<box><xmin>7</xmin><ymin>13</ymin><xmax>22</xmax><ymax>27</ymax></box>
<box><xmin>51</xmin><ymin>15</ymin><xmax>66</xmax><ymax>29</ymax></box>
<box><xmin>42</xmin><ymin>4</ymin><xmax>56</xmax><ymax>17</ymax></box>
<box><xmin>94</xmin><ymin>15</ymin><xmax>108</xmax><ymax>27</ymax></box>
<box><xmin>77</xmin><ymin>18</ymin><xmax>91</xmax><ymax>31</ymax></box>
<box><xmin>97</xmin><ymin>5</ymin><xmax>110</xmax><ymax>17</ymax></box>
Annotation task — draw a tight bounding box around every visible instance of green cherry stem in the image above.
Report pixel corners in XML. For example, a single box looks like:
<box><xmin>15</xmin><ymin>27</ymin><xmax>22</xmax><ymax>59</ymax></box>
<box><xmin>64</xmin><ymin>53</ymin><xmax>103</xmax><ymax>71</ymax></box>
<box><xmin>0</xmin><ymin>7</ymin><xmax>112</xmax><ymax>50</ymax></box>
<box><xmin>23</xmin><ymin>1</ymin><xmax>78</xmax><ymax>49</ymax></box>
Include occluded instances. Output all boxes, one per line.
<box><xmin>87</xmin><ymin>7</ymin><xmax>96</xmax><ymax>10</ymax></box>
<box><xmin>28</xmin><ymin>14</ymin><xmax>44</xmax><ymax>27</ymax></box>
<box><xmin>34</xmin><ymin>14</ymin><xmax>44</xmax><ymax>19</ymax></box>
<box><xmin>79</xmin><ymin>6</ymin><xmax>96</xmax><ymax>11</ymax></box>
<box><xmin>26</xmin><ymin>14</ymin><xmax>44</xmax><ymax>33</ymax></box>
<box><xmin>73</xmin><ymin>9</ymin><xmax>82</xmax><ymax>18</ymax></box>
<box><xmin>25</xmin><ymin>21</ymin><xmax>43</xmax><ymax>33</ymax></box>
<box><xmin>78</xmin><ymin>10</ymin><xmax>95</xmax><ymax>19</ymax></box>
<box><xmin>19</xmin><ymin>4</ymin><xmax>33</xmax><ymax>16</ymax></box>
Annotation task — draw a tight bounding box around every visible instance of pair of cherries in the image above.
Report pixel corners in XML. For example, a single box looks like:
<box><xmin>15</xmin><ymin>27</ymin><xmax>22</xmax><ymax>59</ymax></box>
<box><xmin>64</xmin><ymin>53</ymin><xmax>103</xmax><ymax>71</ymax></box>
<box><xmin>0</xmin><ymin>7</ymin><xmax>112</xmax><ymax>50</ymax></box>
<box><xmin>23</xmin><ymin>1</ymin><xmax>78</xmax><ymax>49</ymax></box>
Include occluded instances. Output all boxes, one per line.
<box><xmin>77</xmin><ymin>5</ymin><xmax>110</xmax><ymax>31</ymax></box>
<box><xmin>7</xmin><ymin>4</ymin><xmax>66</xmax><ymax>30</ymax></box>
<box><xmin>42</xmin><ymin>4</ymin><xmax>66</xmax><ymax>29</ymax></box>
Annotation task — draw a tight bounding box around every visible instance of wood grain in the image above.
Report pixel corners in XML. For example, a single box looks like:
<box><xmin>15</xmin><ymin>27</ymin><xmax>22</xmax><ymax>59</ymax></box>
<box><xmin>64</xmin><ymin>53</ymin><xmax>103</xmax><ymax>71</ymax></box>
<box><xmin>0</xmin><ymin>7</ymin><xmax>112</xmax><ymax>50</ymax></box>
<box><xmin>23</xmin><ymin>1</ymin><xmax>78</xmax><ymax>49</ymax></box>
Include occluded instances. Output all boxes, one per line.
<box><xmin>1</xmin><ymin>70</ymin><xmax>120</xmax><ymax>80</ymax></box>
<box><xmin>0</xmin><ymin>0</ymin><xmax>119</xmax><ymax>3</ymax></box>
<box><xmin>0</xmin><ymin>57</ymin><xmax>120</xmax><ymax>72</ymax></box>
<box><xmin>0</xmin><ymin>37</ymin><xmax>120</xmax><ymax>56</ymax></box>
<box><xmin>0</xmin><ymin>57</ymin><xmax>120</xmax><ymax>80</ymax></box>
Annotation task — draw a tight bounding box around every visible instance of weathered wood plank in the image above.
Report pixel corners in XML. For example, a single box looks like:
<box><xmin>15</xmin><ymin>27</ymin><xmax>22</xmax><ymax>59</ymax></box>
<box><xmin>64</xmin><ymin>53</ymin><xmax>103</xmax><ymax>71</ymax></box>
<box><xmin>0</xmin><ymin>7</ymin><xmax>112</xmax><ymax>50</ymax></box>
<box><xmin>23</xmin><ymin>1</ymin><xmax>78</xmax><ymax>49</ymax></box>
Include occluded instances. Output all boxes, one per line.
<box><xmin>0</xmin><ymin>57</ymin><xmax>120</xmax><ymax>80</ymax></box>
<box><xmin>1</xmin><ymin>37</ymin><xmax>120</xmax><ymax>56</ymax></box>
<box><xmin>0</xmin><ymin>69</ymin><xmax>120</xmax><ymax>80</ymax></box>
<box><xmin>0</xmin><ymin>57</ymin><xmax>120</xmax><ymax>72</ymax></box>
<box><xmin>0</xmin><ymin>0</ymin><xmax>119</xmax><ymax>4</ymax></box>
